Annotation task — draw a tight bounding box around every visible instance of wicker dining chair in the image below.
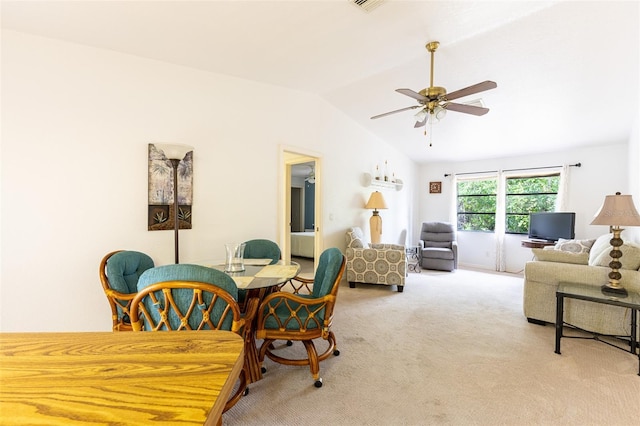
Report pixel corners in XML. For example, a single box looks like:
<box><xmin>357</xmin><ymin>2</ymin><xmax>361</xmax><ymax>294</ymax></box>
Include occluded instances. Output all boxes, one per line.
<box><xmin>99</xmin><ymin>250</ymin><xmax>154</xmax><ymax>331</ymax></box>
<box><xmin>255</xmin><ymin>247</ymin><xmax>346</xmax><ymax>388</ymax></box>
<box><xmin>130</xmin><ymin>264</ymin><xmax>258</xmax><ymax>414</ymax></box>
<box><xmin>243</xmin><ymin>239</ymin><xmax>281</xmax><ymax>264</ymax></box>
<box><xmin>239</xmin><ymin>239</ymin><xmax>281</xmax><ymax>310</ymax></box>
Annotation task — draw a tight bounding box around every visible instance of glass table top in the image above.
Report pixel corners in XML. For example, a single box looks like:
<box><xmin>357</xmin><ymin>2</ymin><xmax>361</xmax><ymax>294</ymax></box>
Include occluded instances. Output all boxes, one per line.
<box><xmin>557</xmin><ymin>281</ymin><xmax>640</xmax><ymax>309</ymax></box>
<box><xmin>192</xmin><ymin>259</ymin><xmax>300</xmax><ymax>289</ymax></box>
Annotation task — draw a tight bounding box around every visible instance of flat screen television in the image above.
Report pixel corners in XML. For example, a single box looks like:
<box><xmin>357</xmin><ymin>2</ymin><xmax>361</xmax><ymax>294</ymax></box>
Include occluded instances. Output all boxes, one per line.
<box><xmin>528</xmin><ymin>212</ymin><xmax>576</xmax><ymax>242</ymax></box>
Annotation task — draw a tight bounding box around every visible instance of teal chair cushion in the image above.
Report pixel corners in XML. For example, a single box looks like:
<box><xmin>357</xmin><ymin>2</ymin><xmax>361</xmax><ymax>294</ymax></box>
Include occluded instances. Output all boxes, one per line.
<box><xmin>312</xmin><ymin>247</ymin><xmax>343</xmax><ymax>298</ymax></box>
<box><xmin>262</xmin><ymin>247</ymin><xmax>343</xmax><ymax>331</ymax></box>
<box><xmin>243</xmin><ymin>239</ymin><xmax>281</xmax><ymax>265</ymax></box>
<box><xmin>107</xmin><ymin>251</ymin><xmax>155</xmax><ymax>294</ymax></box>
<box><xmin>137</xmin><ymin>264</ymin><xmax>238</xmax><ymax>330</ymax></box>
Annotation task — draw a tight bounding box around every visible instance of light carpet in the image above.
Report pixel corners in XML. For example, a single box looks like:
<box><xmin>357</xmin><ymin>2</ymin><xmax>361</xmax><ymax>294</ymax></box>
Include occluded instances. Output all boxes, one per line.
<box><xmin>224</xmin><ymin>268</ymin><xmax>639</xmax><ymax>425</ymax></box>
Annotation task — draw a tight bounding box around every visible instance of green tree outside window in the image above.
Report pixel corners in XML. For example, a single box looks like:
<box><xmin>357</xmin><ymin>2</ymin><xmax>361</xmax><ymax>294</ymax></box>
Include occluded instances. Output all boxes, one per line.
<box><xmin>456</xmin><ymin>174</ymin><xmax>560</xmax><ymax>232</ymax></box>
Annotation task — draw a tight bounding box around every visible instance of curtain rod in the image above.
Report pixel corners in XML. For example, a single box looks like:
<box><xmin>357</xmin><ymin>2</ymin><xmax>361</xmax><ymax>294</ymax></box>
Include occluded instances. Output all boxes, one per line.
<box><xmin>444</xmin><ymin>162</ymin><xmax>581</xmax><ymax>178</ymax></box>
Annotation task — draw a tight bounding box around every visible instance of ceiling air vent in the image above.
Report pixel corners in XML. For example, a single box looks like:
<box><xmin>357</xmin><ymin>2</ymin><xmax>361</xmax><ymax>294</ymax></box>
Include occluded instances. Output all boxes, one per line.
<box><xmin>350</xmin><ymin>0</ymin><xmax>385</xmax><ymax>13</ymax></box>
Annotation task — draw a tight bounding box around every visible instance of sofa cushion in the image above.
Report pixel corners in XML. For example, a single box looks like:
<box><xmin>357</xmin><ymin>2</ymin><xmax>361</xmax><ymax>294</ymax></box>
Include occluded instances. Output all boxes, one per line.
<box><xmin>553</xmin><ymin>238</ymin><xmax>595</xmax><ymax>254</ymax></box>
<box><xmin>588</xmin><ymin>234</ymin><xmax>611</xmax><ymax>265</ymax></box>
<box><xmin>589</xmin><ymin>242</ymin><xmax>640</xmax><ymax>270</ymax></box>
<box><xmin>588</xmin><ymin>233</ymin><xmax>640</xmax><ymax>270</ymax></box>
<box><xmin>532</xmin><ymin>248</ymin><xmax>589</xmax><ymax>265</ymax></box>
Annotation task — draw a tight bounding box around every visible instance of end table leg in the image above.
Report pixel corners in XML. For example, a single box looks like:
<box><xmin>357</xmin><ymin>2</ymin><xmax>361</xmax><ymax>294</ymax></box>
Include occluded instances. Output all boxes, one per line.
<box><xmin>555</xmin><ymin>293</ymin><xmax>563</xmax><ymax>355</ymax></box>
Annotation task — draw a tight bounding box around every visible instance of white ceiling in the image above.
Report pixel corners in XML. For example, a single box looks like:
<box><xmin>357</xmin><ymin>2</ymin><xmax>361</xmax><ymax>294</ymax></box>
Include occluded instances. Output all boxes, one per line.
<box><xmin>2</xmin><ymin>1</ymin><xmax>638</xmax><ymax>164</ymax></box>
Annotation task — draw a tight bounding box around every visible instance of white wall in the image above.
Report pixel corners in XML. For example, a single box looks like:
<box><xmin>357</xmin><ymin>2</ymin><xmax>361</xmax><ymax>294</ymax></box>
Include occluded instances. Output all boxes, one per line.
<box><xmin>418</xmin><ymin>143</ymin><xmax>630</xmax><ymax>273</ymax></box>
<box><xmin>0</xmin><ymin>31</ymin><xmax>418</xmax><ymax>331</ymax></box>
<box><xmin>629</xmin><ymin>118</ymin><xmax>639</xmax><ymax>199</ymax></box>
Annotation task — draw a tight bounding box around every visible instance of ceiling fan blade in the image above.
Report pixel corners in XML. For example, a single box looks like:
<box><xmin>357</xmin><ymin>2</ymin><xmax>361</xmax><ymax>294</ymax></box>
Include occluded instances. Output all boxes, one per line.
<box><xmin>445</xmin><ymin>81</ymin><xmax>497</xmax><ymax>101</ymax></box>
<box><xmin>396</xmin><ymin>88</ymin><xmax>428</xmax><ymax>102</ymax></box>
<box><xmin>371</xmin><ymin>105</ymin><xmax>420</xmax><ymax>120</ymax></box>
<box><xmin>444</xmin><ymin>102</ymin><xmax>490</xmax><ymax>116</ymax></box>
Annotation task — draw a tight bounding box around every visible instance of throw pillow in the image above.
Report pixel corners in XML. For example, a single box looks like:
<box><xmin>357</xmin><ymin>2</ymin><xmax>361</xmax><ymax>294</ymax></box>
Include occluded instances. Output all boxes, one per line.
<box><xmin>532</xmin><ymin>248</ymin><xmax>589</xmax><ymax>265</ymax></box>
<box><xmin>553</xmin><ymin>238</ymin><xmax>595</xmax><ymax>254</ymax></box>
<box><xmin>590</xmin><ymin>242</ymin><xmax>640</xmax><ymax>270</ymax></box>
<box><xmin>588</xmin><ymin>233</ymin><xmax>613</xmax><ymax>265</ymax></box>
<box><xmin>347</xmin><ymin>231</ymin><xmax>364</xmax><ymax>248</ymax></box>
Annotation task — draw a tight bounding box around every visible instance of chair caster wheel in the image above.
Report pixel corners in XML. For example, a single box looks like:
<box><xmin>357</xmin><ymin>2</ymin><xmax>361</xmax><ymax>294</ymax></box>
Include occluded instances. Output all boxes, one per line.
<box><xmin>261</xmin><ymin>366</ymin><xmax>267</xmax><ymax>373</ymax></box>
<box><xmin>333</xmin><ymin>349</ymin><xmax>340</xmax><ymax>356</ymax></box>
<box><xmin>314</xmin><ymin>378</ymin><xmax>323</xmax><ymax>388</ymax></box>
<box><xmin>243</xmin><ymin>387</ymin><xmax>249</xmax><ymax>396</ymax></box>
<box><xmin>286</xmin><ymin>340</ymin><xmax>293</xmax><ymax>346</ymax></box>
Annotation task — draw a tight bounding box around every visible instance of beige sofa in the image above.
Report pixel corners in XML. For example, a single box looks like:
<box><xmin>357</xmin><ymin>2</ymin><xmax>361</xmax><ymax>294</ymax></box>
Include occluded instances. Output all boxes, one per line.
<box><xmin>523</xmin><ymin>232</ymin><xmax>640</xmax><ymax>336</ymax></box>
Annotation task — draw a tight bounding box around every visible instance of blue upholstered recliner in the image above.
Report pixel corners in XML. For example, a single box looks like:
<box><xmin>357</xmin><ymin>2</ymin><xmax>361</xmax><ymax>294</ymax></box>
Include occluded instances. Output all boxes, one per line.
<box><xmin>99</xmin><ymin>250</ymin><xmax>154</xmax><ymax>331</ymax></box>
<box><xmin>131</xmin><ymin>263</ymin><xmax>257</xmax><ymax>413</ymax></box>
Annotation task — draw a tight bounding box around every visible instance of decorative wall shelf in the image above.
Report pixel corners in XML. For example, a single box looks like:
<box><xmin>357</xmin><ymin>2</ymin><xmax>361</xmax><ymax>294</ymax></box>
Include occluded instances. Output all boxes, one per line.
<box><xmin>362</xmin><ymin>173</ymin><xmax>403</xmax><ymax>191</ymax></box>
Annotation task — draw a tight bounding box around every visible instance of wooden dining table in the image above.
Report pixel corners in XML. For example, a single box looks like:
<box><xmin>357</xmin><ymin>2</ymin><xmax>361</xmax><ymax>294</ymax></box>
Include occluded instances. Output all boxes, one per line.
<box><xmin>0</xmin><ymin>330</ymin><xmax>244</xmax><ymax>425</ymax></box>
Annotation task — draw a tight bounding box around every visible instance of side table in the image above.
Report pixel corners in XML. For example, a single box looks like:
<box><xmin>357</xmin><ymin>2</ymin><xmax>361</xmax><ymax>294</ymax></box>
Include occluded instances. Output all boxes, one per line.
<box><xmin>521</xmin><ymin>239</ymin><xmax>556</xmax><ymax>249</ymax></box>
<box><xmin>555</xmin><ymin>281</ymin><xmax>640</xmax><ymax>375</ymax></box>
<box><xmin>406</xmin><ymin>246</ymin><xmax>421</xmax><ymax>273</ymax></box>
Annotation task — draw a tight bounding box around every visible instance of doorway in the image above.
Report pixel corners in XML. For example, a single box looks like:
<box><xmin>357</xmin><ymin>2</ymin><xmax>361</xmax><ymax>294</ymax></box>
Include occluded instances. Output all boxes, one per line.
<box><xmin>279</xmin><ymin>148</ymin><xmax>322</xmax><ymax>271</ymax></box>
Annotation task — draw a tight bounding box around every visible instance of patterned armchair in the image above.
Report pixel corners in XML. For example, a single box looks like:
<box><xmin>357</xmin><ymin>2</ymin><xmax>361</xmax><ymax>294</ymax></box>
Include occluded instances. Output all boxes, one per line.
<box><xmin>345</xmin><ymin>227</ymin><xmax>406</xmax><ymax>292</ymax></box>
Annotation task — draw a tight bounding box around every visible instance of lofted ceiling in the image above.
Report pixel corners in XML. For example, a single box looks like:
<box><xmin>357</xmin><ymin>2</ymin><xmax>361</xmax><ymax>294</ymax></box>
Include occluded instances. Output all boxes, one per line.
<box><xmin>2</xmin><ymin>1</ymin><xmax>638</xmax><ymax>164</ymax></box>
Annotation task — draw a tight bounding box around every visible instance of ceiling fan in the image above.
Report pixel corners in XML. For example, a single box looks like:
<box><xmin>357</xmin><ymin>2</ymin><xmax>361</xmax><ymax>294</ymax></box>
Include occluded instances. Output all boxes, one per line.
<box><xmin>371</xmin><ymin>41</ymin><xmax>497</xmax><ymax>129</ymax></box>
<box><xmin>305</xmin><ymin>165</ymin><xmax>315</xmax><ymax>184</ymax></box>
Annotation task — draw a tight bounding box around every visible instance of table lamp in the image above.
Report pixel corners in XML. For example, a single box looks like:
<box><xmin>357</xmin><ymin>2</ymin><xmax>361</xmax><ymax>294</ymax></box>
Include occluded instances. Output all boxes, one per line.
<box><xmin>590</xmin><ymin>192</ymin><xmax>640</xmax><ymax>296</ymax></box>
<box><xmin>365</xmin><ymin>191</ymin><xmax>388</xmax><ymax>244</ymax></box>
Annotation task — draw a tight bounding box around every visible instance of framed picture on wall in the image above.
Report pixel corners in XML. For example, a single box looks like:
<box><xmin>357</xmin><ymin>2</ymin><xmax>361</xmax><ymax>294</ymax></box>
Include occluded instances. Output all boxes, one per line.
<box><xmin>429</xmin><ymin>181</ymin><xmax>442</xmax><ymax>194</ymax></box>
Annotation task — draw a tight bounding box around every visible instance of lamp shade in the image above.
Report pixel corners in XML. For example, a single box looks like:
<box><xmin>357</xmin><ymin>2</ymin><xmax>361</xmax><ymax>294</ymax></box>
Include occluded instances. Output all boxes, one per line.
<box><xmin>155</xmin><ymin>143</ymin><xmax>193</xmax><ymax>161</ymax></box>
<box><xmin>365</xmin><ymin>191</ymin><xmax>388</xmax><ymax>210</ymax></box>
<box><xmin>590</xmin><ymin>193</ymin><xmax>640</xmax><ymax>226</ymax></box>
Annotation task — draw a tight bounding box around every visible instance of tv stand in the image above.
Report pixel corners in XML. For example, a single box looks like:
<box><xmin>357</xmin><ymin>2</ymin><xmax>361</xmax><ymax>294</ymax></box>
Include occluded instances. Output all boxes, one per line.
<box><xmin>521</xmin><ymin>239</ymin><xmax>556</xmax><ymax>249</ymax></box>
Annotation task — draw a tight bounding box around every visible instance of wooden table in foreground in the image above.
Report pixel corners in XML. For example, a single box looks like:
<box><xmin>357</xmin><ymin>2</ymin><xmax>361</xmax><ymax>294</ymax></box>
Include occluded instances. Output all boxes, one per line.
<box><xmin>0</xmin><ymin>331</ymin><xmax>244</xmax><ymax>425</ymax></box>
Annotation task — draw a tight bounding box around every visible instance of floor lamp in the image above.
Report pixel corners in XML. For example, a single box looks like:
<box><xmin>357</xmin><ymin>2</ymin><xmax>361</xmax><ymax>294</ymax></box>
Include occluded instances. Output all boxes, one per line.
<box><xmin>365</xmin><ymin>191</ymin><xmax>388</xmax><ymax>244</ymax></box>
<box><xmin>156</xmin><ymin>143</ymin><xmax>193</xmax><ymax>264</ymax></box>
<box><xmin>591</xmin><ymin>192</ymin><xmax>640</xmax><ymax>296</ymax></box>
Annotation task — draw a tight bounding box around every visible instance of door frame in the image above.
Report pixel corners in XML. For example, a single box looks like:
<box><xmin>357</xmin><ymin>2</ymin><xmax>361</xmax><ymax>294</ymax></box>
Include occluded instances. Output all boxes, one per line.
<box><xmin>278</xmin><ymin>145</ymin><xmax>322</xmax><ymax>271</ymax></box>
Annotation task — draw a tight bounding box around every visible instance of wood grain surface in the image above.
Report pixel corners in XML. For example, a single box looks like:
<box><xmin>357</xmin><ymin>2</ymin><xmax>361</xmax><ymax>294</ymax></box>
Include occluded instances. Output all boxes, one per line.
<box><xmin>0</xmin><ymin>331</ymin><xmax>244</xmax><ymax>425</ymax></box>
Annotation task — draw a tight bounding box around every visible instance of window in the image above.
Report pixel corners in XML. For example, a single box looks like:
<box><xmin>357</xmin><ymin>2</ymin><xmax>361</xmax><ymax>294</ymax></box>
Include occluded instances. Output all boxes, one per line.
<box><xmin>456</xmin><ymin>178</ymin><xmax>497</xmax><ymax>232</ymax></box>
<box><xmin>505</xmin><ymin>174</ymin><xmax>560</xmax><ymax>234</ymax></box>
<box><xmin>456</xmin><ymin>173</ymin><xmax>561</xmax><ymax>233</ymax></box>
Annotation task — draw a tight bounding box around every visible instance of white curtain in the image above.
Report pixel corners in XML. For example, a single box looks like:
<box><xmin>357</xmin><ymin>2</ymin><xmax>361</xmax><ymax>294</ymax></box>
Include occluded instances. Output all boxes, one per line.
<box><xmin>557</xmin><ymin>164</ymin><xmax>570</xmax><ymax>211</ymax></box>
<box><xmin>449</xmin><ymin>175</ymin><xmax>459</xmax><ymax>225</ymax></box>
<box><xmin>495</xmin><ymin>171</ymin><xmax>506</xmax><ymax>271</ymax></box>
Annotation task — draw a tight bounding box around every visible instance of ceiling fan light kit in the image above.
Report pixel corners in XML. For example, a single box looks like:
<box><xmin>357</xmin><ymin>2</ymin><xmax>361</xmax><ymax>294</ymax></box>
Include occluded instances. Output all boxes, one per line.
<box><xmin>372</xmin><ymin>41</ymin><xmax>497</xmax><ymax>146</ymax></box>
<box><xmin>305</xmin><ymin>165</ymin><xmax>315</xmax><ymax>184</ymax></box>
